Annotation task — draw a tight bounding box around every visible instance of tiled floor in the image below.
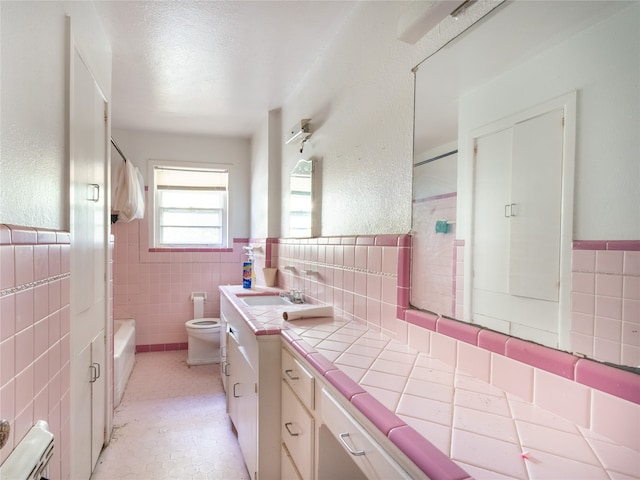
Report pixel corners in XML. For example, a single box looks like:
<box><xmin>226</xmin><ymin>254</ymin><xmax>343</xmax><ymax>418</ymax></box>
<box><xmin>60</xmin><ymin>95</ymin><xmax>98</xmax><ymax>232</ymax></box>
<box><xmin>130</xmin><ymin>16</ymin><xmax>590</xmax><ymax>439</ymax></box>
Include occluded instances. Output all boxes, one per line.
<box><xmin>91</xmin><ymin>351</ymin><xmax>250</xmax><ymax>480</ymax></box>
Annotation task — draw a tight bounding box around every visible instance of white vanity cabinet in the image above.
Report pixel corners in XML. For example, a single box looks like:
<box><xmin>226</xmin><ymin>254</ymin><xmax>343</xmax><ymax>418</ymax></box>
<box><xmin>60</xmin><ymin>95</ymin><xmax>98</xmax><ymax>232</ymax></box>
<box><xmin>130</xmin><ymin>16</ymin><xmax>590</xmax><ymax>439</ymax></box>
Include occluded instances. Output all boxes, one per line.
<box><xmin>280</xmin><ymin>344</ymin><xmax>416</xmax><ymax>480</ymax></box>
<box><xmin>281</xmin><ymin>347</ymin><xmax>316</xmax><ymax>479</ymax></box>
<box><xmin>221</xmin><ymin>295</ymin><xmax>282</xmax><ymax>480</ymax></box>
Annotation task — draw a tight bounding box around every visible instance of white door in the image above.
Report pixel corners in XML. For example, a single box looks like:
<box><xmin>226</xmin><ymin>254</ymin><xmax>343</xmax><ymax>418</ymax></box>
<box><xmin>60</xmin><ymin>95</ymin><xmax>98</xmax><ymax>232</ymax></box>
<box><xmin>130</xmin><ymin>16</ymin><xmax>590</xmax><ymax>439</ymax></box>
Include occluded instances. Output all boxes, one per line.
<box><xmin>70</xmin><ymin>44</ymin><xmax>108</xmax><ymax>479</ymax></box>
<box><xmin>471</xmin><ymin>108</ymin><xmax>564</xmax><ymax>344</ymax></box>
<box><xmin>91</xmin><ymin>331</ymin><xmax>106</xmax><ymax>468</ymax></box>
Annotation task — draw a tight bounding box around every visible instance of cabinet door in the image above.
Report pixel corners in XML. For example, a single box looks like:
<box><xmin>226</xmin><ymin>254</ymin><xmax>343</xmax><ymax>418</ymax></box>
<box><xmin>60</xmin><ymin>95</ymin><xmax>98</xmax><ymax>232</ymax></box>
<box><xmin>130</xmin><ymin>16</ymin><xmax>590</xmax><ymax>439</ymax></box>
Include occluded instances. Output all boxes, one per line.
<box><xmin>472</xmin><ymin>107</ymin><xmax>564</xmax><ymax>342</ymax></box>
<box><xmin>509</xmin><ymin>108</ymin><xmax>563</xmax><ymax>302</ymax></box>
<box><xmin>227</xmin><ymin>331</ymin><xmax>258</xmax><ymax>479</ymax></box>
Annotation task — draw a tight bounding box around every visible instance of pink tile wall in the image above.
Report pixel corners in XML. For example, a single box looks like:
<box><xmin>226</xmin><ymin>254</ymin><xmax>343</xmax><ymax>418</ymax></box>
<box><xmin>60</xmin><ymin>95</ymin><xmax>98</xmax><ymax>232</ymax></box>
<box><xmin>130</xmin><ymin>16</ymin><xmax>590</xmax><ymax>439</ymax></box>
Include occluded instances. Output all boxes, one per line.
<box><xmin>270</xmin><ymin>233</ymin><xmax>639</xmax><ymax>451</ymax></box>
<box><xmin>571</xmin><ymin>241</ymin><xmax>640</xmax><ymax>367</ymax></box>
<box><xmin>271</xmin><ymin>235</ymin><xmax>410</xmax><ymax>339</ymax></box>
<box><xmin>111</xmin><ymin>210</ymin><xmax>247</xmax><ymax>349</ymax></box>
<box><xmin>0</xmin><ymin>224</ymin><xmax>71</xmax><ymax>479</ymax></box>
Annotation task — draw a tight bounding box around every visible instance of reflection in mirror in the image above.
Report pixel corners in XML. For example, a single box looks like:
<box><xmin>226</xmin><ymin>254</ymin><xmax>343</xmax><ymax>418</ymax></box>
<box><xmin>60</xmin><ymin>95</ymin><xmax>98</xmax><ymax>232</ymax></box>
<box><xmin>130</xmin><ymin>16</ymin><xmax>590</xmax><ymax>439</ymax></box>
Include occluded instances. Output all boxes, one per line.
<box><xmin>289</xmin><ymin>159</ymin><xmax>313</xmax><ymax>238</ymax></box>
<box><xmin>411</xmin><ymin>1</ymin><xmax>639</xmax><ymax>368</ymax></box>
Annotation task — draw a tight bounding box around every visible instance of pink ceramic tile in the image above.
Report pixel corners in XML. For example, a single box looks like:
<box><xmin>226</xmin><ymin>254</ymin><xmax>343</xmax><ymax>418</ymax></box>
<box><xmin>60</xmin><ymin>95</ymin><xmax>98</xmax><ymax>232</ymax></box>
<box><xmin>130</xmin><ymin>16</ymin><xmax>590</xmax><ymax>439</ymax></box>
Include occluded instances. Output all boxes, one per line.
<box><xmin>623</xmin><ymin>276</ymin><xmax>640</xmax><ymax>300</ymax></box>
<box><xmin>596</xmin><ymin>273</ymin><xmax>624</xmax><ymax>297</ymax></box>
<box><xmin>0</xmin><ymin>338</ymin><xmax>15</xmax><ymax>388</ymax></box>
<box><xmin>388</xmin><ymin>425</ymin><xmax>470</xmax><ymax>480</ymax></box>
<box><xmin>381</xmin><ymin>246</ymin><xmax>398</xmax><ymax>275</ymax></box>
<box><xmin>575</xmin><ymin>359</ymin><xmax>640</xmax><ymax>404</ymax></box>
<box><xmin>624</xmin><ymin>251</ymin><xmax>640</xmax><ymax>275</ymax></box>
<box><xmin>596</xmin><ymin>296</ymin><xmax>623</xmax><ymax>320</ymax></box>
<box><xmin>397</xmin><ymin>247</ymin><xmax>411</xmax><ymax>288</ymax></box>
<box><xmin>436</xmin><ymin>317</ymin><xmax>480</xmax><ymax>345</ymax></box>
<box><xmin>360</xmin><ymin>369</ymin><xmax>407</xmax><ymax>393</ymax></box>
<box><xmin>14</xmin><ymin>245</ymin><xmax>34</xmax><ymax>286</ymax></box>
<box><xmin>354</xmin><ymin>245</ymin><xmax>367</xmax><ymax>269</ymax></box>
<box><xmin>34</xmin><ymin>318</ymin><xmax>49</xmax><ymax>358</ymax></box>
<box><xmin>325</xmin><ymin>370</ymin><xmax>366</xmax><ymax>400</ymax></box>
<box><xmin>33</xmin><ymin>283</ymin><xmax>49</xmax><ymax>324</ymax></box>
<box><xmin>572</xmin><ymin>291</ymin><xmax>595</xmax><ymax>315</ymax></box>
<box><xmin>14</xmin><ymin>325</ymin><xmax>34</xmax><ymax>374</ymax></box>
<box><xmin>450</xmin><ymin>428</ymin><xmax>527</xmax><ymax>479</ymax></box>
<box><xmin>523</xmin><ymin>449</ymin><xmax>609</xmax><ymax>479</ymax></box>
<box><xmin>33</xmin><ymin>244</ymin><xmax>49</xmax><ymax>281</ymax></box>
<box><xmin>591</xmin><ymin>389</ymin><xmax>639</xmax><ymax>453</ymax></box>
<box><xmin>306</xmin><ymin>353</ymin><xmax>338</xmax><ymax>376</ymax></box>
<box><xmin>572</xmin><ymin>271</ymin><xmax>595</xmax><ymax>294</ymax></box>
<box><xmin>404</xmin><ymin>377</ymin><xmax>453</xmax><ymax>403</ymax></box>
<box><xmin>572</xmin><ymin>250</ymin><xmax>596</xmax><ymax>273</ymax></box>
<box><xmin>0</xmin><ymin>245</ymin><xmax>15</xmax><ymax>290</ymax></box>
<box><xmin>405</xmin><ymin>309</ymin><xmax>438</xmax><ymax>331</ymax></box>
<box><xmin>491</xmin><ymin>354</ymin><xmax>534</xmax><ymax>403</ymax></box>
<box><xmin>623</xmin><ymin>298</ymin><xmax>640</xmax><ymax>323</ymax></box>
<box><xmin>457</xmin><ymin>342</ymin><xmax>490</xmax><ymax>383</ymax></box>
<box><xmin>367</xmin><ymin>246</ymin><xmax>382</xmax><ymax>273</ymax></box>
<box><xmin>596</xmin><ymin>251</ymin><xmax>624</xmax><ymax>274</ymax></box>
<box><xmin>453</xmin><ymin>405</ymin><xmax>519</xmax><ymax>443</ymax></box>
<box><xmin>477</xmin><ymin>329</ymin><xmax>509</xmax><ymax>355</ymax></box>
<box><xmin>396</xmin><ymin>393</ymin><xmax>453</xmax><ymax>426</ymax></box>
<box><xmin>505</xmin><ymin>338</ymin><xmax>578</xmax><ymax>379</ymax></box>
<box><xmin>594</xmin><ymin>336</ymin><xmax>622</xmax><ymax>364</ymax></box>
<box><xmin>583</xmin><ymin>430</ymin><xmax>640</xmax><ymax>477</ymax></box>
<box><xmin>0</xmin><ymin>295</ymin><xmax>15</xmax><ymax>342</ymax></box>
<box><xmin>430</xmin><ymin>331</ymin><xmax>457</xmax><ymax>367</ymax></box>
<box><xmin>594</xmin><ymin>316</ymin><xmax>622</xmax><ymax>342</ymax></box>
<box><xmin>0</xmin><ymin>225</ymin><xmax>11</xmax><ymax>245</ymax></box>
<box><xmin>14</xmin><ymin>364</ymin><xmax>34</xmax><ymax>412</ymax></box>
<box><xmin>534</xmin><ymin>369</ymin><xmax>590</xmax><ymax>428</ymax></box>
<box><xmin>517</xmin><ymin>420</ymin><xmax>600</xmax><ymax>464</ymax></box>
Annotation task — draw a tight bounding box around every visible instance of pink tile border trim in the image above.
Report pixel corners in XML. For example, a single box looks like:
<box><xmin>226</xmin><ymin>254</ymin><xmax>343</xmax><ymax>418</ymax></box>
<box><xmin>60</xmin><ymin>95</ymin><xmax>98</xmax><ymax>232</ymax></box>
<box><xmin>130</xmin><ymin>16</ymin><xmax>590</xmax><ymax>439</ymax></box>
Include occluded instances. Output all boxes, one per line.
<box><xmin>506</xmin><ymin>337</ymin><xmax>578</xmax><ymax>379</ymax></box>
<box><xmin>136</xmin><ymin>343</ymin><xmax>187</xmax><ymax>353</ymax></box>
<box><xmin>0</xmin><ymin>224</ymin><xmax>71</xmax><ymax>245</ymax></box>
<box><xmin>575</xmin><ymin>359</ymin><xmax>640</xmax><ymax>404</ymax></box>
<box><xmin>388</xmin><ymin>426</ymin><xmax>471</xmax><ymax>480</ymax></box>
<box><xmin>573</xmin><ymin>240</ymin><xmax>640</xmax><ymax>251</ymax></box>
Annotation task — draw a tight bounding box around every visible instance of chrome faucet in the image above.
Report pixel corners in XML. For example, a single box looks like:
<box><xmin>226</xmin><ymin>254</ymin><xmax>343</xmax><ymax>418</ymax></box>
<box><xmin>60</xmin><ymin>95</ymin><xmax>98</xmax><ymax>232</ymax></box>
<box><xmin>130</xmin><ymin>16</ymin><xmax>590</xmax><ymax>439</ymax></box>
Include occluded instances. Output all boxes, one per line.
<box><xmin>280</xmin><ymin>289</ymin><xmax>304</xmax><ymax>304</ymax></box>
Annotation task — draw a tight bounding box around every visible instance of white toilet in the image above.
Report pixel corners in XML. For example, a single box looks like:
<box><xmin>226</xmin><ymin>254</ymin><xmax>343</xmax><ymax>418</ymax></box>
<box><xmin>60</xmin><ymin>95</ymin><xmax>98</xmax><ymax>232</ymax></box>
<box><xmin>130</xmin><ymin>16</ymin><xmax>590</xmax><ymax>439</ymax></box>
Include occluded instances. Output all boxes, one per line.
<box><xmin>185</xmin><ymin>318</ymin><xmax>221</xmax><ymax>366</ymax></box>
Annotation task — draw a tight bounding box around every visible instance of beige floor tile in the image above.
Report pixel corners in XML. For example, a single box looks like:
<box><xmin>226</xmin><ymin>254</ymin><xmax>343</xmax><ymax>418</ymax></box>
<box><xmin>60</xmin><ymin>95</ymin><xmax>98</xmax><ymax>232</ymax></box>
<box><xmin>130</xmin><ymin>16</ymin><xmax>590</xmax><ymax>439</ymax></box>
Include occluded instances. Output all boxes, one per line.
<box><xmin>91</xmin><ymin>350</ymin><xmax>249</xmax><ymax>480</ymax></box>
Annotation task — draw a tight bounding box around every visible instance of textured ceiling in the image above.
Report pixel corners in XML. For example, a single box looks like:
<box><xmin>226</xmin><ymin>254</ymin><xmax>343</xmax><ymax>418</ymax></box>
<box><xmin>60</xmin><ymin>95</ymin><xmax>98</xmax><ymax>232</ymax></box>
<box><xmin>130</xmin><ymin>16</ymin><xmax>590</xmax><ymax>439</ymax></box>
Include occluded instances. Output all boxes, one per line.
<box><xmin>94</xmin><ymin>0</ymin><xmax>358</xmax><ymax>137</ymax></box>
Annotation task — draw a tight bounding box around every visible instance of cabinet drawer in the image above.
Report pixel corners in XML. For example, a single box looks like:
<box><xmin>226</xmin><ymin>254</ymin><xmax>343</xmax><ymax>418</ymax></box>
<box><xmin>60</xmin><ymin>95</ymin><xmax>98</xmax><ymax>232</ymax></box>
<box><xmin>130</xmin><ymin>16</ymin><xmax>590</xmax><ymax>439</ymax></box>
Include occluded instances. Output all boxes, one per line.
<box><xmin>281</xmin><ymin>444</ymin><xmax>302</xmax><ymax>480</ymax></box>
<box><xmin>282</xmin><ymin>347</ymin><xmax>315</xmax><ymax>410</ymax></box>
<box><xmin>320</xmin><ymin>388</ymin><xmax>411</xmax><ymax>480</ymax></box>
<box><xmin>282</xmin><ymin>382</ymin><xmax>314</xmax><ymax>480</ymax></box>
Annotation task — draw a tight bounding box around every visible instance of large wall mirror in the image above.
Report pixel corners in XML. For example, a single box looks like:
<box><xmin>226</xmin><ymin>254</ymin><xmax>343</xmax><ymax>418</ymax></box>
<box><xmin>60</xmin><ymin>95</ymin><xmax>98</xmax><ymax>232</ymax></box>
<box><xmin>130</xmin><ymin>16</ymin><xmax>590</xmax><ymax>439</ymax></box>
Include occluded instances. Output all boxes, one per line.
<box><xmin>411</xmin><ymin>1</ymin><xmax>639</xmax><ymax>369</ymax></box>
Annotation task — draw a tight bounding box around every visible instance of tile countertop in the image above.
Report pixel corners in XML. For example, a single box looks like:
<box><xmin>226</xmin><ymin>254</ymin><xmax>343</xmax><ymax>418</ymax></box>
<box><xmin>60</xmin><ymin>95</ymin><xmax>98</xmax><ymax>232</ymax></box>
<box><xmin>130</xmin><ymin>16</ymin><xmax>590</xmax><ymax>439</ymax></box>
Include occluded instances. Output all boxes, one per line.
<box><xmin>221</xmin><ymin>286</ymin><xmax>640</xmax><ymax>480</ymax></box>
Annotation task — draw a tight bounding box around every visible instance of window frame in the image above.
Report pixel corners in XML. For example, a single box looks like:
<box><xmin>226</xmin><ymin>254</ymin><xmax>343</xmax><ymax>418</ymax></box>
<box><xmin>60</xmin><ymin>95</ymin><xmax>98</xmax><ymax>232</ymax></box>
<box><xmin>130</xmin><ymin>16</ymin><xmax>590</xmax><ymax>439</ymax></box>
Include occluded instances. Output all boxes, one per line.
<box><xmin>148</xmin><ymin>160</ymin><xmax>231</xmax><ymax>249</ymax></box>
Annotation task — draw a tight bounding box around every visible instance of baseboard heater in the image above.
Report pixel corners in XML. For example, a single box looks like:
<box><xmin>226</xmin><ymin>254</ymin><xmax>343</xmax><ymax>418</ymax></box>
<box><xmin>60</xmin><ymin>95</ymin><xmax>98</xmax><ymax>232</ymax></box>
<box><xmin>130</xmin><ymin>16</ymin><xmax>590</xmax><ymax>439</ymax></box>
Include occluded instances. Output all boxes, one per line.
<box><xmin>0</xmin><ymin>420</ymin><xmax>54</xmax><ymax>480</ymax></box>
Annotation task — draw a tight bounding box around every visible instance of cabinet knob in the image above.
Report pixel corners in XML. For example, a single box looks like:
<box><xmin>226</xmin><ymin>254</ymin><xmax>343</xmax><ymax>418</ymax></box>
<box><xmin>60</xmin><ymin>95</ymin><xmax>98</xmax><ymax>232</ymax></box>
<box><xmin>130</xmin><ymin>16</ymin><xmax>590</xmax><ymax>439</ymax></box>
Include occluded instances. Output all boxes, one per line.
<box><xmin>284</xmin><ymin>422</ymin><xmax>299</xmax><ymax>437</ymax></box>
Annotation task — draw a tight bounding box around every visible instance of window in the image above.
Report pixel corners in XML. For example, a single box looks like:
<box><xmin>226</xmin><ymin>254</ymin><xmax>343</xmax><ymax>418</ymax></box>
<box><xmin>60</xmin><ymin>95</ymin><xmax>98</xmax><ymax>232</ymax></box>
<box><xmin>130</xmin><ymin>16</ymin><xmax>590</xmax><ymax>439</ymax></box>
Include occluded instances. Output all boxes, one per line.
<box><xmin>151</xmin><ymin>164</ymin><xmax>229</xmax><ymax>248</ymax></box>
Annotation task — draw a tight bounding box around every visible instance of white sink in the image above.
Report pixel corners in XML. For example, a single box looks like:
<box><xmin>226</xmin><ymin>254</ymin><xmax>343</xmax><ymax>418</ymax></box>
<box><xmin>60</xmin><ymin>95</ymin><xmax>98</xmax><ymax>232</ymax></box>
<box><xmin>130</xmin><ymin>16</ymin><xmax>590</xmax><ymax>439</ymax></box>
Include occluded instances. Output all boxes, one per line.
<box><xmin>240</xmin><ymin>295</ymin><xmax>293</xmax><ymax>306</ymax></box>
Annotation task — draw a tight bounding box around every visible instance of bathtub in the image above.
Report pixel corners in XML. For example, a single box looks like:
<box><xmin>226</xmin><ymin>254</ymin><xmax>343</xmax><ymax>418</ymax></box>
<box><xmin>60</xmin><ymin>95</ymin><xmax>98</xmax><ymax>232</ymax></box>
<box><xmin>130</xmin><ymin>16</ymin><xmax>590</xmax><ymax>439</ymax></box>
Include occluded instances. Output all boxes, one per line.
<box><xmin>114</xmin><ymin>319</ymin><xmax>136</xmax><ymax>407</ymax></box>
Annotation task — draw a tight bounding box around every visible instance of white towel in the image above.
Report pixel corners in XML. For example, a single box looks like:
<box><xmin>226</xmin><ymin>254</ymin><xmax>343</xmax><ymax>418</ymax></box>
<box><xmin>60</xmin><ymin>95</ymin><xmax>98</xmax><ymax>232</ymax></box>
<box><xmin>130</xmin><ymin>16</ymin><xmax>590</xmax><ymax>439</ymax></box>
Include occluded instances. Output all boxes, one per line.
<box><xmin>112</xmin><ymin>160</ymin><xmax>145</xmax><ymax>222</ymax></box>
<box><xmin>283</xmin><ymin>305</ymin><xmax>333</xmax><ymax>321</ymax></box>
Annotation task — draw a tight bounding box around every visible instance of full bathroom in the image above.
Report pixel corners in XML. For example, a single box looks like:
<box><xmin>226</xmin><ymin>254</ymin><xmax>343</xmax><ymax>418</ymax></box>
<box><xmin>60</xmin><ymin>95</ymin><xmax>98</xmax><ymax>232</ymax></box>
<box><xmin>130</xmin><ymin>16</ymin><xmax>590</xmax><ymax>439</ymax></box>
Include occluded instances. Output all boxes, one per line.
<box><xmin>0</xmin><ymin>1</ymin><xmax>639</xmax><ymax>480</ymax></box>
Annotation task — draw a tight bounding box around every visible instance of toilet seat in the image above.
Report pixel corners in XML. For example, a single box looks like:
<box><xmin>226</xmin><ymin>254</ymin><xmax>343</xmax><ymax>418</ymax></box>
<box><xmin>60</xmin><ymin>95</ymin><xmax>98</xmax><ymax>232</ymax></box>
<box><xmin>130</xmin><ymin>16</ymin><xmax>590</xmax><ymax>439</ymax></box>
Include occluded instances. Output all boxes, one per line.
<box><xmin>185</xmin><ymin>318</ymin><xmax>219</xmax><ymax>329</ymax></box>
